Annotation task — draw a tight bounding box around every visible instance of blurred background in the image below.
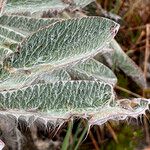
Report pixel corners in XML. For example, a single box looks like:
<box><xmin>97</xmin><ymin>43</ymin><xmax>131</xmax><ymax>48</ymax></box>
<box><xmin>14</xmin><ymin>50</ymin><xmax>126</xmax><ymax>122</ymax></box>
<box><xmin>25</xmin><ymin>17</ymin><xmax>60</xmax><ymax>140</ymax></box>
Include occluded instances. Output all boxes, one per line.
<box><xmin>1</xmin><ymin>0</ymin><xmax>150</xmax><ymax>150</ymax></box>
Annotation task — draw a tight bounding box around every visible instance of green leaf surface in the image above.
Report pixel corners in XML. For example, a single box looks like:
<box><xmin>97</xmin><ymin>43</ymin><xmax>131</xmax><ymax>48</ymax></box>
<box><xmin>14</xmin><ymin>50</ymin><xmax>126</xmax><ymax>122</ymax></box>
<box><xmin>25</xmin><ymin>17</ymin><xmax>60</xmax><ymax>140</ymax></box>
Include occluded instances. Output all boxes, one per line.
<box><xmin>89</xmin><ymin>98</ymin><xmax>150</xmax><ymax>125</ymax></box>
<box><xmin>0</xmin><ymin>15</ymin><xmax>59</xmax><ymax>47</ymax></box>
<box><xmin>0</xmin><ymin>24</ymin><xmax>25</xmax><ymax>43</ymax></box>
<box><xmin>12</xmin><ymin>17</ymin><xmax>119</xmax><ymax>70</ymax></box>
<box><xmin>73</xmin><ymin>0</ymin><xmax>95</xmax><ymax>8</ymax></box>
<box><xmin>0</xmin><ymin>15</ymin><xmax>61</xmax><ymax>86</ymax></box>
<box><xmin>2</xmin><ymin>0</ymin><xmax>69</xmax><ymax>15</ymax></box>
<box><xmin>0</xmin><ymin>69</ymin><xmax>71</xmax><ymax>91</ymax></box>
<box><xmin>0</xmin><ymin>17</ymin><xmax>119</xmax><ymax>95</ymax></box>
<box><xmin>104</xmin><ymin>39</ymin><xmax>147</xmax><ymax>88</ymax></box>
<box><xmin>2</xmin><ymin>0</ymin><xmax>95</xmax><ymax>15</ymax></box>
<box><xmin>0</xmin><ymin>15</ymin><xmax>60</xmax><ymax>36</ymax></box>
<box><xmin>0</xmin><ymin>80</ymin><xmax>114</xmax><ymax>115</ymax></box>
<box><xmin>68</xmin><ymin>58</ymin><xmax>117</xmax><ymax>85</ymax></box>
<box><xmin>0</xmin><ymin>45</ymin><xmax>13</xmax><ymax>65</ymax></box>
<box><xmin>0</xmin><ymin>14</ymin><xmax>60</xmax><ymax>58</ymax></box>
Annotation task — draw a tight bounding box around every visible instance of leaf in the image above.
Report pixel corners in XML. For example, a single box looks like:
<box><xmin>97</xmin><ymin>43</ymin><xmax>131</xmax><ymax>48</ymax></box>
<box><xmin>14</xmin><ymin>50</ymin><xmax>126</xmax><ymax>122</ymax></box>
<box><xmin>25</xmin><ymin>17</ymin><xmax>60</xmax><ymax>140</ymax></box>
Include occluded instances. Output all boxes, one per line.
<box><xmin>89</xmin><ymin>98</ymin><xmax>150</xmax><ymax>125</ymax></box>
<box><xmin>11</xmin><ymin>17</ymin><xmax>119</xmax><ymax>71</ymax></box>
<box><xmin>0</xmin><ymin>45</ymin><xmax>13</xmax><ymax>65</ymax></box>
<box><xmin>0</xmin><ymin>15</ymin><xmax>61</xmax><ymax>91</ymax></box>
<box><xmin>0</xmin><ymin>24</ymin><xmax>25</xmax><ymax>43</ymax></box>
<box><xmin>0</xmin><ymin>15</ymin><xmax>61</xmax><ymax>86</ymax></box>
<box><xmin>0</xmin><ymin>15</ymin><xmax>59</xmax><ymax>47</ymax></box>
<box><xmin>104</xmin><ymin>39</ymin><xmax>147</xmax><ymax>88</ymax></box>
<box><xmin>73</xmin><ymin>0</ymin><xmax>95</xmax><ymax>8</ymax></box>
<box><xmin>67</xmin><ymin>58</ymin><xmax>117</xmax><ymax>86</ymax></box>
<box><xmin>1</xmin><ymin>0</ymin><xmax>95</xmax><ymax>15</ymax></box>
<box><xmin>0</xmin><ymin>69</ymin><xmax>71</xmax><ymax>91</ymax></box>
<box><xmin>0</xmin><ymin>80</ymin><xmax>114</xmax><ymax>117</ymax></box>
<box><xmin>1</xmin><ymin>81</ymin><xmax>149</xmax><ymax>127</ymax></box>
<box><xmin>2</xmin><ymin>0</ymin><xmax>69</xmax><ymax>15</ymax></box>
<box><xmin>0</xmin><ymin>15</ymin><xmax>60</xmax><ymax>36</ymax></box>
<box><xmin>0</xmin><ymin>17</ymin><xmax>119</xmax><ymax>93</ymax></box>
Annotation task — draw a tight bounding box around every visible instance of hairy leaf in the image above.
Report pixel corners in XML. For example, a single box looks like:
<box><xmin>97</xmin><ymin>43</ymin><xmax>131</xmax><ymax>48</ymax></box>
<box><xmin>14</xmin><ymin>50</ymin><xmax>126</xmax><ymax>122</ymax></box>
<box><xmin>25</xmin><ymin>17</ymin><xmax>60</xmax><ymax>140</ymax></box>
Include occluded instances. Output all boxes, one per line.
<box><xmin>0</xmin><ymin>24</ymin><xmax>25</xmax><ymax>43</ymax></box>
<box><xmin>104</xmin><ymin>39</ymin><xmax>147</xmax><ymax>88</ymax></box>
<box><xmin>0</xmin><ymin>17</ymin><xmax>119</xmax><ymax>93</ymax></box>
<box><xmin>0</xmin><ymin>15</ymin><xmax>59</xmax><ymax>53</ymax></box>
<box><xmin>0</xmin><ymin>45</ymin><xmax>13</xmax><ymax>65</ymax></box>
<box><xmin>0</xmin><ymin>81</ymin><xmax>114</xmax><ymax>117</ymax></box>
<box><xmin>67</xmin><ymin>58</ymin><xmax>117</xmax><ymax>85</ymax></box>
<box><xmin>73</xmin><ymin>0</ymin><xmax>95</xmax><ymax>8</ymax></box>
<box><xmin>1</xmin><ymin>0</ymin><xmax>95</xmax><ymax>15</ymax></box>
<box><xmin>0</xmin><ymin>15</ymin><xmax>60</xmax><ymax>85</ymax></box>
<box><xmin>11</xmin><ymin>17</ymin><xmax>119</xmax><ymax>71</ymax></box>
<box><xmin>89</xmin><ymin>98</ymin><xmax>150</xmax><ymax>125</ymax></box>
<box><xmin>0</xmin><ymin>15</ymin><xmax>59</xmax><ymax>36</ymax></box>
<box><xmin>0</xmin><ymin>15</ymin><xmax>59</xmax><ymax>48</ymax></box>
<box><xmin>2</xmin><ymin>0</ymin><xmax>69</xmax><ymax>15</ymax></box>
<box><xmin>0</xmin><ymin>69</ymin><xmax>71</xmax><ymax>91</ymax></box>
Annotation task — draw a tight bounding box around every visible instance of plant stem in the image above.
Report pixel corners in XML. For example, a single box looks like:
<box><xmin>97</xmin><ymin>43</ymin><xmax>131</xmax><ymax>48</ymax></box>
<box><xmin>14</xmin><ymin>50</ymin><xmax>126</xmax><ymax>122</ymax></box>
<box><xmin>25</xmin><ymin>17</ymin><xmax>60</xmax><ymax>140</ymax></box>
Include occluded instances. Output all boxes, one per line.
<box><xmin>115</xmin><ymin>85</ymin><xmax>142</xmax><ymax>98</ymax></box>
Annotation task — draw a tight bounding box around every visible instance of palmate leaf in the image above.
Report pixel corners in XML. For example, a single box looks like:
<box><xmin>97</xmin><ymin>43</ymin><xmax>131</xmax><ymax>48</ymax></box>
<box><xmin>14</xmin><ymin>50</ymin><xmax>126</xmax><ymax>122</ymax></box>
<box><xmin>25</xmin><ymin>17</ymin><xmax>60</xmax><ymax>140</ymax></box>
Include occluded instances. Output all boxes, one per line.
<box><xmin>0</xmin><ymin>80</ymin><xmax>114</xmax><ymax>118</ymax></box>
<box><xmin>103</xmin><ymin>39</ymin><xmax>147</xmax><ymax>88</ymax></box>
<box><xmin>67</xmin><ymin>58</ymin><xmax>117</xmax><ymax>86</ymax></box>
